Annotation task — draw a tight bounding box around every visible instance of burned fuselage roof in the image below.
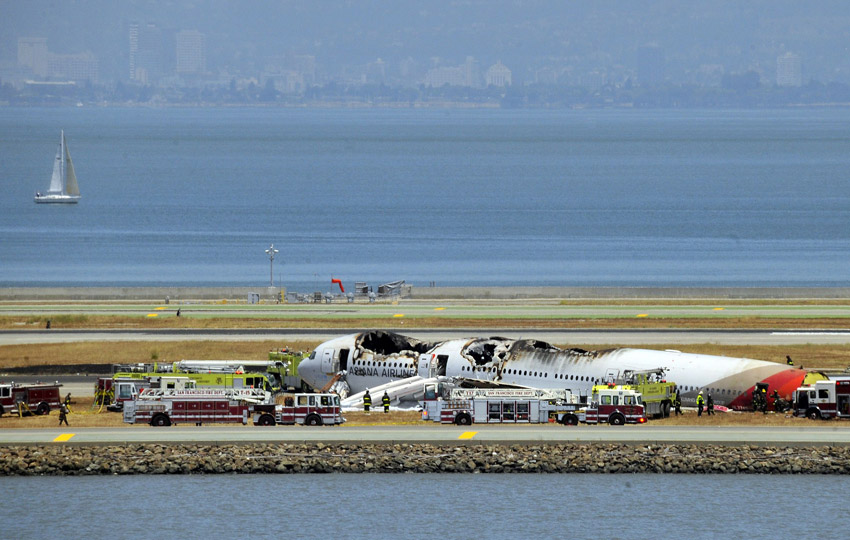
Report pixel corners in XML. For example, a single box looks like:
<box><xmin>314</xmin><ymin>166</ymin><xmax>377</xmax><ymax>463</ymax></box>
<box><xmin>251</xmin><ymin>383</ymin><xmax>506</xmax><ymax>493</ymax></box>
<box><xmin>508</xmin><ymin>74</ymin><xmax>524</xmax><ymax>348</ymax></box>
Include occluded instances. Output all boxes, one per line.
<box><xmin>356</xmin><ymin>330</ymin><xmax>435</xmax><ymax>356</ymax></box>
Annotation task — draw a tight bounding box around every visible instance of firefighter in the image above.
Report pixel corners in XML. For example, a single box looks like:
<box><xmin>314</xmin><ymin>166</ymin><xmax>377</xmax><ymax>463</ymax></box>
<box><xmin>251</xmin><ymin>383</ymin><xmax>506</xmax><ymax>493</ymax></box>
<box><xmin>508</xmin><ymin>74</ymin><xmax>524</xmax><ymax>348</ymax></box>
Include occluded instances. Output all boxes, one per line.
<box><xmin>673</xmin><ymin>390</ymin><xmax>682</xmax><ymax>416</ymax></box>
<box><xmin>786</xmin><ymin>355</ymin><xmax>794</xmax><ymax>366</ymax></box>
<box><xmin>58</xmin><ymin>403</ymin><xmax>69</xmax><ymax>426</ymax></box>
<box><xmin>45</xmin><ymin>319</ymin><xmax>51</xmax><ymax>329</ymax></box>
<box><xmin>363</xmin><ymin>390</ymin><xmax>371</xmax><ymax>413</ymax></box>
<box><xmin>696</xmin><ymin>391</ymin><xmax>705</xmax><ymax>417</ymax></box>
<box><xmin>706</xmin><ymin>393</ymin><xmax>715</xmax><ymax>415</ymax></box>
<box><xmin>382</xmin><ymin>391</ymin><xmax>391</xmax><ymax>413</ymax></box>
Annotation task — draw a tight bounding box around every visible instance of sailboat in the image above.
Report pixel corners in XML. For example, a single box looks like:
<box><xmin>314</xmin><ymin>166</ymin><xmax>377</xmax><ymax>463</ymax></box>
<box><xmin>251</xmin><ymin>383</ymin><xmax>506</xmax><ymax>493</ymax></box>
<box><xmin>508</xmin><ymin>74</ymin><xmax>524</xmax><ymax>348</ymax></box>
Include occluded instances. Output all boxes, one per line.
<box><xmin>34</xmin><ymin>130</ymin><xmax>80</xmax><ymax>204</ymax></box>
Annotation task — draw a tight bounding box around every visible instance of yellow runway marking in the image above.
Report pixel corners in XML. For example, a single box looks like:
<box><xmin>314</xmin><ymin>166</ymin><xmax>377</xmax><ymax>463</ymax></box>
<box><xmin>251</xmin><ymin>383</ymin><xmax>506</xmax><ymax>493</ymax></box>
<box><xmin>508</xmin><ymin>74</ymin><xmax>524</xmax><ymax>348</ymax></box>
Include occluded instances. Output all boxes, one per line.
<box><xmin>393</xmin><ymin>314</ymin><xmax>404</xmax><ymax>318</ymax></box>
<box><xmin>458</xmin><ymin>431</ymin><xmax>477</xmax><ymax>440</ymax></box>
<box><xmin>155</xmin><ymin>306</ymin><xmax>166</xmax><ymax>310</ymax></box>
<box><xmin>434</xmin><ymin>307</ymin><xmax>446</xmax><ymax>311</ymax></box>
<box><xmin>53</xmin><ymin>433</ymin><xmax>75</xmax><ymax>442</ymax></box>
<box><xmin>636</xmin><ymin>313</ymin><xmax>648</xmax><ymax>318</ymax></box>
<box><xmin>146</xmin><ymin>313</ymin><xmax>158</xmax><ymax>317</ymax></box>
<box><xmin>713</xmin><ymin>307</ymin><xmax>725</xmax><ymax>311</ymax></box>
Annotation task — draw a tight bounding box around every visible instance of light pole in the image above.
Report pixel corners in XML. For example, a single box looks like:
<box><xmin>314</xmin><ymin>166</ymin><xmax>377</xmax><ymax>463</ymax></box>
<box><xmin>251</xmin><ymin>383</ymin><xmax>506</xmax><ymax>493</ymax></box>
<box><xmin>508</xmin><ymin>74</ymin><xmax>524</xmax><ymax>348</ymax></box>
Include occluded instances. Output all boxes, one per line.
<box><xmin>265</xmin><ymin>244</ymin><xmax>279</xmax><ymax>287</ymax></box>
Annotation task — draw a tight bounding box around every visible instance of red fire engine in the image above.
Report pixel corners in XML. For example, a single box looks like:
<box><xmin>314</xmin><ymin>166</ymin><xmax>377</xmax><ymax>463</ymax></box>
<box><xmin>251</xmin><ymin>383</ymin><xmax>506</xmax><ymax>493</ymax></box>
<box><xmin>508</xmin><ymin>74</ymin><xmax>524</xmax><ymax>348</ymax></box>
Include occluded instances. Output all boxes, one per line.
<box><xmin>421</xmin><ymin>382</ymin><xmax>646</xmax><ymax>426</ymax></box>
<box><xmin>123</xmin><ymin>388</ymin><xmax>269</xmax><ymax>426</ymax></box>
<box><xmin>0</xmin><ymin>381</ymin><xmax>63</xmax><ymax>417</ymax></box>
<box><xmin>793</xmin><ymin>379</ymin><xmax>850</xmax><ymax>420</ymax></box>
<box><xmin>251</xmin><ymin>393</ymin><xmax>344</xmax><ymax>426</ymax></box>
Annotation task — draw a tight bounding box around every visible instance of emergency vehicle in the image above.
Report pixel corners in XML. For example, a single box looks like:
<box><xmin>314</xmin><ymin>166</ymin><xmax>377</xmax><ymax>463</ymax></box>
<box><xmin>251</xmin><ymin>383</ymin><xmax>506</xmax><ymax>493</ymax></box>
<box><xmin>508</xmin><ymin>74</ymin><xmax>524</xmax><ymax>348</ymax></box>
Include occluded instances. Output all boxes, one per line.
<box><xmin>123</xmin><ymin>387</ymin><xmax>269</xmax><ymax>426</ymax></box>
<box><xmin>0</xmin><ymin>381</ymin><xmax>63</xmax><ymax>417</ymax></box>
<box><xmin>420</xmin><ymin>381</ymin><xmax>646</xmax><ymax>426</ymax></box>
<box><xmin>793</xmin><ymin>379</ymin><xmax>850</xmax><ymax>420</ymax></box>
<box><xmin>251</xmin><ymin>393</ymin><xmax>344</xmax><ymax>426</ymax></box>
<box><xmin>609</xmin><ymin>368</ymin><xmax>676</xmax><ymax>418</ymax></box>
<box><xmin>100</xmin><ymin>376</ymin><xmax>197</xmax><ymax>412</ymax></box>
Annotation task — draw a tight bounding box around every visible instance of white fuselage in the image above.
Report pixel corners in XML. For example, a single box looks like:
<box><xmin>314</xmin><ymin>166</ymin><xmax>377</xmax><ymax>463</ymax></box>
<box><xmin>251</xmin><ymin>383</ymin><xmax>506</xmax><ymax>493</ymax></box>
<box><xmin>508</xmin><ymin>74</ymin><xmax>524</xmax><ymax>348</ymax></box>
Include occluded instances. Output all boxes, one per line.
<box><xmin>298</xmin><ymin>332</ymin><xmax>807</xmax><ymax>409</ymax></box>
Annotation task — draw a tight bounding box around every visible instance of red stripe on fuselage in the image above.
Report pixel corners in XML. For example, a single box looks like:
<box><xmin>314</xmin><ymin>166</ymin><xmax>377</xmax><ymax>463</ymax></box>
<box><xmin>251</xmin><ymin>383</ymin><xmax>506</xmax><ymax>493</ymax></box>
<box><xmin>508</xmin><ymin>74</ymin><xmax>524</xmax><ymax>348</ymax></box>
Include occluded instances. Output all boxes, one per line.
<box><xmin>727</xmin><ymin>368</ymin><xmax>807</xmax><ymax>410</ymax></box>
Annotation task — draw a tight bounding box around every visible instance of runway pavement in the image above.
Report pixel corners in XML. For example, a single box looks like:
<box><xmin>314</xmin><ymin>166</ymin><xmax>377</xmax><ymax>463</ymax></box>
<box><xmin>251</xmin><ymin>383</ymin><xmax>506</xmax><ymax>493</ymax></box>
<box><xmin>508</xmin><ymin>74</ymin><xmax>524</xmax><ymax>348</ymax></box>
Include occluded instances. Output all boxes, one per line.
<box><xmin>4</xmin><ymin>328</ymin><xmax>850</xmax><ymax>346</ymax></box>
<box><xmin>2</xmin><ymin>424</ymin><xmax>849</xmax><ymax>446</ymax></box>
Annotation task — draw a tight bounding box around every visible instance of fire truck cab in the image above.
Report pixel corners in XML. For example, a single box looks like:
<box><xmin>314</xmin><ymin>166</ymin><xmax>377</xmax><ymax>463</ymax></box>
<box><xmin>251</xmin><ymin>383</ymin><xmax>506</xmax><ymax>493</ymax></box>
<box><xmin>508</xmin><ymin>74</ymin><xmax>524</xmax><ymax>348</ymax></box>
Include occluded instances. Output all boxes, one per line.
<box><xmin>251</xmin><ymin>393</ymin><xmax>344</xmax><ymax>426</ymax></box>
<box><xmin>793</xmin><ymin>379</ymin><xmax>850</xmax><ymax>420</ymax></box>
<box><xmin>0</xmin><ymin>381</ymin><xmax>63</xmax><ymax>416</ymax></box>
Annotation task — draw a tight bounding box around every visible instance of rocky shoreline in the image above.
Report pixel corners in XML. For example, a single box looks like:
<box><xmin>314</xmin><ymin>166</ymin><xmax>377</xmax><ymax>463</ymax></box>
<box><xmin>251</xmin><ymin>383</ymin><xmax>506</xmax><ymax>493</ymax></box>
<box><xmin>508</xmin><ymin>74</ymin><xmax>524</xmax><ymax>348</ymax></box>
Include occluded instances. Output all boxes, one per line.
<box><xmin>3</xmin><ymin>443</ymin><xmax>850</xmax><ymax>475</ymax></box>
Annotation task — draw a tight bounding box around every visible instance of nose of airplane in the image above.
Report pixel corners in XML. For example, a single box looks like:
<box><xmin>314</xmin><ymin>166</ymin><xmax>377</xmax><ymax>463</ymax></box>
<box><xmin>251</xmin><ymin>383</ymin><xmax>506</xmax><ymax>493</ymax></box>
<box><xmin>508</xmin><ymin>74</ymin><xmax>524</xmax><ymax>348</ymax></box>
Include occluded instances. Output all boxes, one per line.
<box><xmin>298</xmin><ymin>350</ymin><xmax>326</xmax><ymax>390</ymax></box>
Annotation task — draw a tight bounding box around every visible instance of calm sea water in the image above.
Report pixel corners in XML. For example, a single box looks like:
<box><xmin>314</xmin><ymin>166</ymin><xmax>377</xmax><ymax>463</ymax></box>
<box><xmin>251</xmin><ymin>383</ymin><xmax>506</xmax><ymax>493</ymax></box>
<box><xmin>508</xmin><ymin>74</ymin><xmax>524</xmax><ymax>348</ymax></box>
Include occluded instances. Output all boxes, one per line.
<box><xmin>2</xmin><ymin>473</ymin><xmax>847</xmax><ymax>539</ymax></box>
<box><xmin>2</xmin><ymin>107</ymin><xmax>849</xmax><ymax>290</ymax></box>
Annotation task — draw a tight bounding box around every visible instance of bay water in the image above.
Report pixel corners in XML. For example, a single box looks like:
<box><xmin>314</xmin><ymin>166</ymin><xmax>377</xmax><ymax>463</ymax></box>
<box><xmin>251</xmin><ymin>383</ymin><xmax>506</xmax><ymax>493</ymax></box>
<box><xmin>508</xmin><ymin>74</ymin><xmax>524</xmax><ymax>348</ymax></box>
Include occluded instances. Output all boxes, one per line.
<box><xmin>2</xmin><ymin>107</ymin><xmax>849</xmax><ymax>290</ymax></box>
<box><xmin>2</xmin><ymin>473</ymin><xmax>847</xmax><ymax>539</ymax></box>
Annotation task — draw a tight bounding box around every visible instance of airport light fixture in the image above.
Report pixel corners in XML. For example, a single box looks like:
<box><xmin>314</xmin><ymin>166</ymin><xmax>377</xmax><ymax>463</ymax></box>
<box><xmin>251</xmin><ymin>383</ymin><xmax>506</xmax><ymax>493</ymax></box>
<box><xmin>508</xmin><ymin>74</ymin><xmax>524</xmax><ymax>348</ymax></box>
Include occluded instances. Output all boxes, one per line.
<box><xmin>265</xmin><ymin>244</ymin><xmax>279</xmax><ymax>287</ymax></box>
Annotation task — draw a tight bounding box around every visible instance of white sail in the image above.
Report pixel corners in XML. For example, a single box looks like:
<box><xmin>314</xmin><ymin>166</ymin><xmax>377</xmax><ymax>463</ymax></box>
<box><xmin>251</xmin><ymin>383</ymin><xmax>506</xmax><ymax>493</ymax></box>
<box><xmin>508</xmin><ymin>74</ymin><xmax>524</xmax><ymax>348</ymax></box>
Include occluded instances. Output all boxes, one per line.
<box><xmin>47</xmin><ymin>142</ymin><xmax>63</xmax><ymax>194</ymax></box>
<box><xmin>63</xmin><ymin>134</ymin><xmax>79</xmax><ymax>196</ymax></box>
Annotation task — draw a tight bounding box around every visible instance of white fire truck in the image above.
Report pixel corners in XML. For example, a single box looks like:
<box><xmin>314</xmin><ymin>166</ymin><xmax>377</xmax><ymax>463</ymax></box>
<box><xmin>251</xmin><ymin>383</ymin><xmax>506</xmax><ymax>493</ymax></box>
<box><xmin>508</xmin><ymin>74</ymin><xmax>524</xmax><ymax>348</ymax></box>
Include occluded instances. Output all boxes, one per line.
<box><xmin>0</xmin><ymin>381</ymin><xmax>63</xmax><ymax>417</ymax></box>
<box><xmin>793</xmin><ymin>379</ymin><xmax>850</xmax><ymax>420</ymax></box>
<box><xmin>123</xmin><ymin>387</ymin><xmax>270</xmax><ymax>426</ymax></box>
<box><xmin>251</xmin><ymin>393</ymin><xmax>344</xmax><ymax>426</ymax></box>
<box><xmin>420</xmin><ymin>381</ymin><xmax>646</xmax><ymax>426</ymax></box>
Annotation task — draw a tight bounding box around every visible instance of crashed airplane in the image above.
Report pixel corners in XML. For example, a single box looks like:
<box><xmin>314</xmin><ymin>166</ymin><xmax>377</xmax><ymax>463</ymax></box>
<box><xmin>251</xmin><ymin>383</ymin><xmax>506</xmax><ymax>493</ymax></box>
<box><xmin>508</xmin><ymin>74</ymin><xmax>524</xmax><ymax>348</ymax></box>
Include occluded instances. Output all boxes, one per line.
<box><xmin>297</xmin><ymin>330</ymin><xmax>822</xmax><ymax>411</ymax></box>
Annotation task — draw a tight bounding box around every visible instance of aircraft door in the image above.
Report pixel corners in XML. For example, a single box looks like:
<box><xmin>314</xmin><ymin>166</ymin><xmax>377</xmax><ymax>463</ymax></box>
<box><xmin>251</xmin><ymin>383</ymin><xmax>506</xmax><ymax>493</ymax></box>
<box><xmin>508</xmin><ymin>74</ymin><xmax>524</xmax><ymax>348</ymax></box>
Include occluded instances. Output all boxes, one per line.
<box><xmin>321</xmin><ymin>348</ymin><xmax>335</xmax><ymax>373</ymax></box>
<box><xmin>418</xmin><ymin>354</ymin><xmax>432</xmax><ymax>378</ymax></box>
<box><xmin>339</xmin><ymin>349</ymin><xmax>349</xmax><ymax>372</ymax></box>
<box><xmin>604</xmin><ymin>369</ymin><xmax>619</xmax><ymax>384</ymax></box>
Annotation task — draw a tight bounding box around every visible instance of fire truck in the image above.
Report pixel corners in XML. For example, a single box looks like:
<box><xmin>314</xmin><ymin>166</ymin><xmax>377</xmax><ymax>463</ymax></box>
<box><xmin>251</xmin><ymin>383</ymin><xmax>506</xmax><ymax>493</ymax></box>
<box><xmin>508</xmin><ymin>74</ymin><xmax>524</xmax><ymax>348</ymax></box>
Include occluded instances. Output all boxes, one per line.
<box><xmin>250</xmin><ymin>393</ymin><xmax>344</xmax><ymax>426</ymax></box>
<box><xmin>0</xmin><ymin>381</ymin><xmax>63</xmax><ymax>417</ymax></box>
<box><xmin>420</xmin><ymin>381</ymin><xmax>646</xmax><ymax>426</ymax></box>
<box><xmin>99</xmin><ymin>375</ymin><xmax>197</xmax><ymax>412</ymax></box>
<box><xmin>793</xmin><ymin>379</ymin><xmax>850</xmax><ymax>420</ymax></box>
<box><xmin>123</xmin><ymin>387</ymin><xmax>270</xmax><ymax>426</ymax></box>
<box><xmin>609</xmin><ymin>368</ymin><xmax>676</xmax><ymax>418</ymax></box>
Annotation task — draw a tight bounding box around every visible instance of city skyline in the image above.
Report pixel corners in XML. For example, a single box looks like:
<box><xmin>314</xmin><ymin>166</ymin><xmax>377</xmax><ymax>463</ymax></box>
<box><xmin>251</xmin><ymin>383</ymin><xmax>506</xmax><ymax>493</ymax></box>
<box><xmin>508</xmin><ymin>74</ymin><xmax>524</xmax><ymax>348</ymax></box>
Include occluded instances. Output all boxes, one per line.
<box><xmin>2</xmin><ymin>1</ymin><xmax>849</xmax><ymax>106</ymax></box>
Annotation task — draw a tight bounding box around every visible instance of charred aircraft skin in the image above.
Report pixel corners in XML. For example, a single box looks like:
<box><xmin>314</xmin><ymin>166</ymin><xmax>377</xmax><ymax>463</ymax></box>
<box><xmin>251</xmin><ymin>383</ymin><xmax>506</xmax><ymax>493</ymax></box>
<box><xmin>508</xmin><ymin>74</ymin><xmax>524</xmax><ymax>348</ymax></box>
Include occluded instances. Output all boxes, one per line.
<box><xmin>298</xmin><ymin>331</ymin><xmax>811</xmax><ymax>411</ymax></box>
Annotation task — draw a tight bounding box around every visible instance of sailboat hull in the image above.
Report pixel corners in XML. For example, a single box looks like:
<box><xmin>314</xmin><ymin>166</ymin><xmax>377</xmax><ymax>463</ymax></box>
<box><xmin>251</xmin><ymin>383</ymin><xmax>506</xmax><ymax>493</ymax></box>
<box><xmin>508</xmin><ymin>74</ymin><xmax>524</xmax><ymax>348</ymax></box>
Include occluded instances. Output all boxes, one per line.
<box><xmin>34</xmin><ymin>194</ymin><xmax>80</xmax><ymax>204</ymax></box>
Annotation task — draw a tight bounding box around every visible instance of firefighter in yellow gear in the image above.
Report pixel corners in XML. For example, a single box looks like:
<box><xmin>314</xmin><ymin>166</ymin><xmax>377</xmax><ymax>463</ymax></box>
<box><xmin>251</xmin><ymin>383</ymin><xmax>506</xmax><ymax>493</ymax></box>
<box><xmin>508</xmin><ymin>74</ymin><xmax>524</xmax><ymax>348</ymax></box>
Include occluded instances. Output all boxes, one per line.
<box><xmin>363</xmin><ymin>390</ymin><xmax>371</xmax><ymax>412</ymax></box>
<box><xmin>382</xmin><ymin>391</ymin><xmax>391</xmax><ymax>413</ymax></box>
<box><xmin>696</xmin><ymin>391</ymin><xmax>705</xmax><ymax>417</ymax></box>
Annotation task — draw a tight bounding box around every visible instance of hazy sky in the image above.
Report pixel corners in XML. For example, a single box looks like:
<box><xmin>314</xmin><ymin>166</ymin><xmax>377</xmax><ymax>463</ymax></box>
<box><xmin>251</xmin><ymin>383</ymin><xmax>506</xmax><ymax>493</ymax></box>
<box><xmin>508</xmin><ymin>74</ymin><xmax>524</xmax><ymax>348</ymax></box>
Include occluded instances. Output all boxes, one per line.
<box><xmin>3</xmin><ymin>1</ymin><xmax>850</xmax><ymax>83</ymax></box>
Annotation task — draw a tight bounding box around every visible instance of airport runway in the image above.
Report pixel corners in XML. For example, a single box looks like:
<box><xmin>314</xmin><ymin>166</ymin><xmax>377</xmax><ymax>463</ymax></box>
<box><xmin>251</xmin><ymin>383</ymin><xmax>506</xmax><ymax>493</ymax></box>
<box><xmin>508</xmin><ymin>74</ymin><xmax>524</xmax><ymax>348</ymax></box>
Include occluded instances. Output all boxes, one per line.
<box><xmin>4</xmin><ymin>328</ymin><xmax>850</xmax><ymax>346</ymax></box>
<box><xmin>2</xmin><ymin>424</ymin><xmax>849</xmax><ymax>446</ymax></box>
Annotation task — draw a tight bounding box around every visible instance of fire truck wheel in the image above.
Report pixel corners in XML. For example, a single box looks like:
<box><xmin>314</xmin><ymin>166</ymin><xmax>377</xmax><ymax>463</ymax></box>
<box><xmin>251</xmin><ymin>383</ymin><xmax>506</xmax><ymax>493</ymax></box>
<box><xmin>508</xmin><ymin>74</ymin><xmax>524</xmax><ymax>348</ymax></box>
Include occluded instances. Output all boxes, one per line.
<box><xmin>662</xmin><ymin>401</ymin><xmax>671</xmax><ymax>418</ymax></box>
<box><xmin>454</xmin><ymin>412</ymin><xmax>472</xmax><ymax>426</ymax></box>
<box><xmin>0</xmin><ymin>405</ymin><xmax>5</xmax><ymax>417</ymax></box>
<box><xmin>561</xmin><ymin>414</ymin><xmax>579</xmax><ymax>426</ymax></box>
<box><xmin>608</xmin><ymin>413</ymin><xmax>626</xmax><ymax>426</ymax></box>
<box><xmin>806</xmin><ymin>408</ymin><xmax>822</xmax><ymax>420</ymax></box>
<box><xmin>256</xmin><ymin>414</ymin><xmax>275</xmax><ymax>426</ymax></box>
<box><xmin>36</xmin><ymin>402</ymin><xmax>50</xmax><ymax>415</ymax></box>
<box><xmin>150</xmin><ymin>414</ymin><xmax>172</xmax><ymax>427</ymax></box>
<box><xmin>305</xmin><ymin>414</ymin><xmax>323</xmax><ymax>426</ymax></box>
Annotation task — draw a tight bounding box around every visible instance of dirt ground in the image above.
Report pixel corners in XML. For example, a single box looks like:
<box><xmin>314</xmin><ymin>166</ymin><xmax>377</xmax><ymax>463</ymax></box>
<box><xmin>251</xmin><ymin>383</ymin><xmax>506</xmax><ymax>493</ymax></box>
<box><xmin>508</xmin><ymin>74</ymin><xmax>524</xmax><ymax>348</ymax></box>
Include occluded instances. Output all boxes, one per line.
<box><xmin>0</xmin><ymin>396</ymin><xmax>826</xmax><ymax>429</ymax></box>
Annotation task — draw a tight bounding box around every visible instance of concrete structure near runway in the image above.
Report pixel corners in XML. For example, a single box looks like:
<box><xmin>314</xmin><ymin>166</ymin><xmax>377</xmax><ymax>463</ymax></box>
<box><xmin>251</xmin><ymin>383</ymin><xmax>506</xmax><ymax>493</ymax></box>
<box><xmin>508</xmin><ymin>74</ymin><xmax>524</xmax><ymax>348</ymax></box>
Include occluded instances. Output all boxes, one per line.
<box><xmin>3</xmin><ymin>286</ymin><xmax>850</xmax><ymax>301</ymax></box>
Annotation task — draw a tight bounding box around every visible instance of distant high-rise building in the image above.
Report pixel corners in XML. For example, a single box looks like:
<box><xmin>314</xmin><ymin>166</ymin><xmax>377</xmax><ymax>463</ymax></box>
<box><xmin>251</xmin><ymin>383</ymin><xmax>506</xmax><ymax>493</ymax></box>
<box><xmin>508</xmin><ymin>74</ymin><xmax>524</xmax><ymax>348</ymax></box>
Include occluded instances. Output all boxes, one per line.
<box><xmin>129</xmin><ymin>22</ymin><xmax>171</xmax><ymax>84</ymax></box>
<box><xmin>48</xmin><ymin>52</ymin><xmax>99</xmax><ymax>82</ymax></box>
<box><xmin>776</xmin><ymin>52</ymin><xmax>802</xmax><ymax>87</ymax></box>
<box><xmin>176</xmin><ymin>30</ymin><xmax>206</xmax><ymax>75</ymax></box>
<box><xmin>485</xmin><ymin>61</ymin><xmax>511</xmax><ymax>87</ymax></box>
<box><xmin>18</xmin><ymin>37</ymin><xmax>48</xmax><ymax>78</ymax></box>
<box><xmin>637</xmin><ymin>45</ymin><xmax>665</xmax><ymax>86</ymax></box>
<box><xmin>464</xmin><ymin>56</ymin><xmax>481</xmax><ymax>88</ymax></box>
